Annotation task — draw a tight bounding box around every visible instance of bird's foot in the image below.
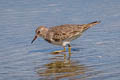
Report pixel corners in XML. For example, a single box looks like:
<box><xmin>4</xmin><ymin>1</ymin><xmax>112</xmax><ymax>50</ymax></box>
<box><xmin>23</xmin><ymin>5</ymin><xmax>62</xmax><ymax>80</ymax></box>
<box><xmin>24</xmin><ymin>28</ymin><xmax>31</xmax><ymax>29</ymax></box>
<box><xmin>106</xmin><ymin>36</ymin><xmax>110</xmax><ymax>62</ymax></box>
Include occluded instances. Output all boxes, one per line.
<box><xmin>50</xmin><ymin>50</ymin><xmax>65</xmax><ymax>55</ymax></box>
<box><xmin>52</xmin><ymin>47</ymin><xmax>66</xmax><ymax>54</ymax></box>
<box><xmin>53</xmin><ymin>50</ymin><xmax>66</xmax><ymax>54</ymax></box>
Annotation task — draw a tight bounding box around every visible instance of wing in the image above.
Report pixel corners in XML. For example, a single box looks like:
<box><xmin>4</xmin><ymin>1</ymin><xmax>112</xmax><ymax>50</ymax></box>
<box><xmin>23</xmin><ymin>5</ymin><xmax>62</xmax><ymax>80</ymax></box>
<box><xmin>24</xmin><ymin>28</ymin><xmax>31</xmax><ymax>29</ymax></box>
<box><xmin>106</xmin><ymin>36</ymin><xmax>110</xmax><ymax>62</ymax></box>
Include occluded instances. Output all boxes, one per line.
<box><xmin>46</xmin><ymin>21</ymin><xmax>100</xmax><ymax>42</ymax></box>
<box><xmin>48</xmin><ymin>24</ymin><xmax>84</xmax><ymax>42</ymax></box>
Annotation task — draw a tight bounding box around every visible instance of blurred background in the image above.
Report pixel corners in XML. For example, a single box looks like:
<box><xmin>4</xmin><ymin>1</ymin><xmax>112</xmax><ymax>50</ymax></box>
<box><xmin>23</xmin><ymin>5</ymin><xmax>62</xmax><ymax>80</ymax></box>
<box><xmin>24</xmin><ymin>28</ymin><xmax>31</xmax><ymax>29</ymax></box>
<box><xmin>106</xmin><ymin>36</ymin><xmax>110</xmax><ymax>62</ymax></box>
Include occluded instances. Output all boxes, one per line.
<box><xmin>0</xmin><ymin>0</ymin><xmax>120</xmax><ymax>80</ymax></box>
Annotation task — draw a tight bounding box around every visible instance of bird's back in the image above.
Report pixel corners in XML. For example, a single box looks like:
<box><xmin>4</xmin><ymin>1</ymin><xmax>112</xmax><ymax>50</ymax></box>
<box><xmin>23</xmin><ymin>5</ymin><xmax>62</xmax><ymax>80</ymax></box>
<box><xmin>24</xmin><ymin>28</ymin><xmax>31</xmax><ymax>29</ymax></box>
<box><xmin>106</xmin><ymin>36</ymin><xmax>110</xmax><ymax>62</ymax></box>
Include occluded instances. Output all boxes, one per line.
<box><xmin>45</xmin><ymin>21</ymin><xmax>100</xmax><ymax>45</ymax></box>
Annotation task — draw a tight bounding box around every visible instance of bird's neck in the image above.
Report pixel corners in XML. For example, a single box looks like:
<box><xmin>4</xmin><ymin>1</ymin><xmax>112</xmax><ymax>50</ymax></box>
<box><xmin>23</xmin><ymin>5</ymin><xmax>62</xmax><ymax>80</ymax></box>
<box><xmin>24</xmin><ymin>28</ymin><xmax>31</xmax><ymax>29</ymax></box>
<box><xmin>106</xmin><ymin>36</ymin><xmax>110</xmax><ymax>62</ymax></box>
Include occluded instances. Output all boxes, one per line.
<box><xmin>41</xmin><ymin>28</ymin><xmax>48</xmax><ymax>39</ymax></box>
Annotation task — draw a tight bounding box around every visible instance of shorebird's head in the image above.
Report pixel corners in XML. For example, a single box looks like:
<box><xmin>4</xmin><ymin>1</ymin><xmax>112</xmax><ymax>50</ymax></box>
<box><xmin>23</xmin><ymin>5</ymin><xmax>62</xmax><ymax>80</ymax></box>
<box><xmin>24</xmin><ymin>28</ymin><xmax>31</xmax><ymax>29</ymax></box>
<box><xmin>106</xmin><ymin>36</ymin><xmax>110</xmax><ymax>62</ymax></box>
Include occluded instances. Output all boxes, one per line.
<box><xmin>31</xmin><ymin>26</ymin><xmax>48</xmax><ymax>44</ymax></box>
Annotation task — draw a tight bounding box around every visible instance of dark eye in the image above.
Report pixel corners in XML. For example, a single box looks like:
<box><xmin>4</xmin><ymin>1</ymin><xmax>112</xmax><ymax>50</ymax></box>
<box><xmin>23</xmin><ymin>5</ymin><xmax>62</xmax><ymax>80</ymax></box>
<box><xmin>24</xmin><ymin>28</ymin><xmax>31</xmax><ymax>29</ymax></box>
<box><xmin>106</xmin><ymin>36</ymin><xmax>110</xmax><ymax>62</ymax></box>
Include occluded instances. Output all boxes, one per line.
<box><xmin>37</xmin><ymin>31</ymin><xmax>40</xmax><ymax>34</ymax></box>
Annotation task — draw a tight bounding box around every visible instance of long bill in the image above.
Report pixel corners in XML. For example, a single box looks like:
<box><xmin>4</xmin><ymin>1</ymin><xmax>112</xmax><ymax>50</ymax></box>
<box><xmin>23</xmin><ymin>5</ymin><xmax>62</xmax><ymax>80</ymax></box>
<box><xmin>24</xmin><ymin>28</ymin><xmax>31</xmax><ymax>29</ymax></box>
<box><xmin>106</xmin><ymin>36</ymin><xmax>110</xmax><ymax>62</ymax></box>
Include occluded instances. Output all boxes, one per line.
<box><xmin>31</xmin><ymin>35</ymin><xmax>37</xmax><ymax>44</ymax></box>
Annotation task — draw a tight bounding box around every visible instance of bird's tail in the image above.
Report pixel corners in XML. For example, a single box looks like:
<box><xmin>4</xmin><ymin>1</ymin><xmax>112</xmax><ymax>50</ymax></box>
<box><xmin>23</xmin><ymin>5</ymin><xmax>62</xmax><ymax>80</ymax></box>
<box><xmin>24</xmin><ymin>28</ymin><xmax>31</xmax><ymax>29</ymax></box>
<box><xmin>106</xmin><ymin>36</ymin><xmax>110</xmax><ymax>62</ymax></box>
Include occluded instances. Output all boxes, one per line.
<box><xmin>88</xmin><ymin>21</ymin><xmax>101</xmax><ymax>27</ymax></box>
<box><xmin>82</xmin><ymin>21</ymin><xmax>101</xmax><ymax>32</ymax></box>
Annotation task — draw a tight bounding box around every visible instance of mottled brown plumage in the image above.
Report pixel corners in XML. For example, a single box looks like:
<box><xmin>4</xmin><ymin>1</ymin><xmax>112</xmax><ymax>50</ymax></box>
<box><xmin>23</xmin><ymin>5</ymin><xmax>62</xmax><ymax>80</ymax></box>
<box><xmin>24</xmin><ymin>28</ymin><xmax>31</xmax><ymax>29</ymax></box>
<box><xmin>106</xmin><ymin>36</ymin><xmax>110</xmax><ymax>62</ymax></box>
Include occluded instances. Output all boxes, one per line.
<box><xmin>31</xmin><ymin>21</ymin><xmax>100</xmax><ymax>53</ymax></box>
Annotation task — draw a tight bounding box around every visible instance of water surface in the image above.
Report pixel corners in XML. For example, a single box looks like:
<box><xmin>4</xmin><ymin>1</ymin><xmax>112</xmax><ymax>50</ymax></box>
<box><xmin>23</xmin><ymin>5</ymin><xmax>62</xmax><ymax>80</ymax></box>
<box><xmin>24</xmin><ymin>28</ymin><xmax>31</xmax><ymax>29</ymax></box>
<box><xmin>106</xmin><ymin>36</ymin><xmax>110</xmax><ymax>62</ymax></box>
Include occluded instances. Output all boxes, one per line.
<box><xmin>0</xmin><ymin>0</ymin><xmax>120</xmax><ymax>80</ymax></box>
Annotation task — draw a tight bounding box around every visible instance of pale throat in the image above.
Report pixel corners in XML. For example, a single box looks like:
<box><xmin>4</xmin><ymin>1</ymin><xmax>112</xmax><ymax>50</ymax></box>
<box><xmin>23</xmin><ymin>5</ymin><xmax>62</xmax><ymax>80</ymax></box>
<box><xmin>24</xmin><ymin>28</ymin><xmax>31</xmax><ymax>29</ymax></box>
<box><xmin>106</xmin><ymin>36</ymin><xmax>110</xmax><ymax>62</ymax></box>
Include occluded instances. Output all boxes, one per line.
<box><xmin>41</xmin><ymin>30</ymin><xmax>48</xmax><ymax>39</ymax></box>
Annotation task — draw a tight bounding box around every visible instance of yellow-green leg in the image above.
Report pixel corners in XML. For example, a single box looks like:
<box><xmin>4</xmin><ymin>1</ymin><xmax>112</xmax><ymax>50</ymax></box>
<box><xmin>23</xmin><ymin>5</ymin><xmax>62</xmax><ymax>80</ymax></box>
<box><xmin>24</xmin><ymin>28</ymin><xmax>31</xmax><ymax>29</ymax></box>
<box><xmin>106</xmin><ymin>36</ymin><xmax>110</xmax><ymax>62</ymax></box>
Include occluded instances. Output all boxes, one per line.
<box><xmin>68</xmin><ymin>44</ymin><xmax>71</xmax><ymax>56</ymax></box>
<box><xmin>53</xmin><ymin>47</ymin><xmax>66</xmax><ymax>53</ymax></box>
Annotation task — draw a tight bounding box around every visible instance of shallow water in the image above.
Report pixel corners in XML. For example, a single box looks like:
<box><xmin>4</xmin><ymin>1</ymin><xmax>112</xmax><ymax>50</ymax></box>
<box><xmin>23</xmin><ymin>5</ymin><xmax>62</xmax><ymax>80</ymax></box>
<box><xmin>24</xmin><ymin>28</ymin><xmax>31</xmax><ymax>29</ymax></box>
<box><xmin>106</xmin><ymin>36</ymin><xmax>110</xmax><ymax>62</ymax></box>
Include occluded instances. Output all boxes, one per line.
<box><xmin>0</xmin><ymin>0</ymin><xmax>120</xmax><ymax>80</ymax></box>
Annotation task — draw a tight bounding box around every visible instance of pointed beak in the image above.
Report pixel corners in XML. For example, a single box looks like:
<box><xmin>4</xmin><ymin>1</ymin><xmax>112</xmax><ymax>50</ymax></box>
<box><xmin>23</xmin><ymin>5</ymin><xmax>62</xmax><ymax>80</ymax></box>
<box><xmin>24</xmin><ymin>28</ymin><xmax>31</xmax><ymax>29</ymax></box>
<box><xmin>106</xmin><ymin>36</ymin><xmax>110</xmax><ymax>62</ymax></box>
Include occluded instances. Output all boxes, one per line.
<box><xmin>31</xmin><ymin>35</ymin><xmax>38</xmax><ymax>44</ymax></box>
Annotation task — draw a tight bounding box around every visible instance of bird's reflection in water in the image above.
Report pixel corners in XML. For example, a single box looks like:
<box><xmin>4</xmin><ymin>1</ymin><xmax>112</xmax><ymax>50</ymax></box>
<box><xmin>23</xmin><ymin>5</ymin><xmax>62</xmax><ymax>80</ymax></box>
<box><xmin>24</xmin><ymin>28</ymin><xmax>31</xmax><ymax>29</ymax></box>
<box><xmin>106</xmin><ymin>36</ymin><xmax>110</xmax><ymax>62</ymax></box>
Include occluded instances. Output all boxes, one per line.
<box><xmin>36</xmin><ymin>52</ymin><xmax>90</xmax><ymax>80</ymax></box>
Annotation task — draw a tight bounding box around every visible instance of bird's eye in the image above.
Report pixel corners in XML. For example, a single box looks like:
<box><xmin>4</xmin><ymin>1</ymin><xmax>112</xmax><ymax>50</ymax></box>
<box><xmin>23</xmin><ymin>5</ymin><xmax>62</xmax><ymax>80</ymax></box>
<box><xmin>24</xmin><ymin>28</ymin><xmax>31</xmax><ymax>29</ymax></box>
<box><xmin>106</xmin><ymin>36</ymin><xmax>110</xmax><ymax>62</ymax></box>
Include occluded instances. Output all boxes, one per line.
<box><xmin>37</xmin><ymin>31</ymin><xmax>40</xmax><ymax>34</ymax></box>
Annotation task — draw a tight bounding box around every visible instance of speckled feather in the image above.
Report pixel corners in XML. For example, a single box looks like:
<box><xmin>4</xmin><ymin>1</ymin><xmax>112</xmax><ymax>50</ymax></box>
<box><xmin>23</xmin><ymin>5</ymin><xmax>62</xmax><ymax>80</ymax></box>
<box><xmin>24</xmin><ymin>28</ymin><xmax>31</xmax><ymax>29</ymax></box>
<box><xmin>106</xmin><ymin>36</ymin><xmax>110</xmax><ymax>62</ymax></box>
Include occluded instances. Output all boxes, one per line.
<box><xmin>45</xmin><ymin>21</ymin><xmax>100</xmax><ymax>44</ymax></box>
<box><xmin>47</xmin><ymin>24</ymin><xmax>83</xmax><ymax>41</ymax></box>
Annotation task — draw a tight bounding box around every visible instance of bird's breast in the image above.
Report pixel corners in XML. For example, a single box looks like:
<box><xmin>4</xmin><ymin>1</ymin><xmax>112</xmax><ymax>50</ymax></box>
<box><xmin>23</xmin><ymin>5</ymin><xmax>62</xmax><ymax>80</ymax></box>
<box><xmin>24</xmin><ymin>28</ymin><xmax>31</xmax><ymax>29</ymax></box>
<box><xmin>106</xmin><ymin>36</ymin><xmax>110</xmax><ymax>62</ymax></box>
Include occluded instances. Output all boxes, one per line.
<box><xmin>44</xmin><ymin>38</ymin><xmax>63</xmax><ymax>46</ymax></box>
<box><xmin>44</xmin><ymin>39</ymin><xmax>52</xmax><ymax>43</ymax></box>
